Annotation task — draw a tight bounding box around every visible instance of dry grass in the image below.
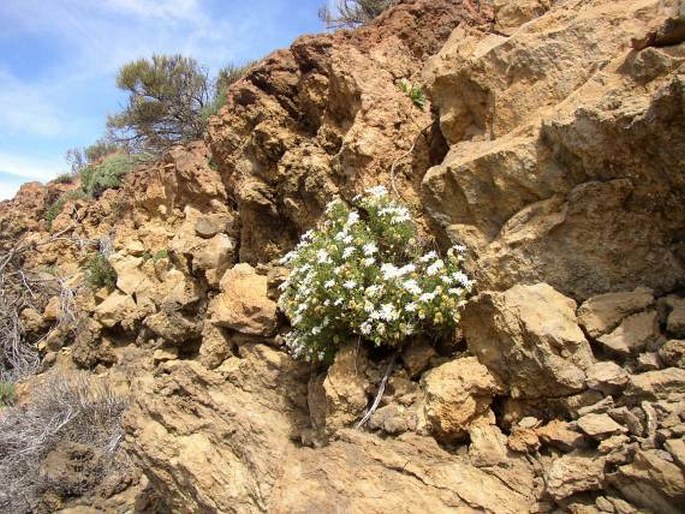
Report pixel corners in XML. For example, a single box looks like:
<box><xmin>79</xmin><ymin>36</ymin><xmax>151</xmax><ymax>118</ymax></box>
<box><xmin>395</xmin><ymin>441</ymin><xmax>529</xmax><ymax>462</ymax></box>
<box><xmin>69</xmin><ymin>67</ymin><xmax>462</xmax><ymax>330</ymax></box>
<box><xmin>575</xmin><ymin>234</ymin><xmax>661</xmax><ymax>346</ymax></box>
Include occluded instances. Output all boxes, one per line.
<box><xmin>0</xmin><ymin>240</ymin><xmax>53</xmax><ymax>381</ymax></box>
<box><xmin>0</xmin><ymin>236</ymin><xmax>88</xmax><ymax>382</ymax></box>
<box><xmin>0</xmin><ymin>372</ymin><xmax>130</xmax><ymax>512</ymax></box>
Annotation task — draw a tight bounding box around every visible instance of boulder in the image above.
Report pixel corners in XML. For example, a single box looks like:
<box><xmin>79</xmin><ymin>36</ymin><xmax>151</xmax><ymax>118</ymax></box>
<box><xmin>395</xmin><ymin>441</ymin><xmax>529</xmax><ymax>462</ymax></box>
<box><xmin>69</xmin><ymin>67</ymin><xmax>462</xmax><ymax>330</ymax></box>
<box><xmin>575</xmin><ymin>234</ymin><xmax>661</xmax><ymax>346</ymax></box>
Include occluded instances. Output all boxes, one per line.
<box><xmin>194</xmin><ymin>213</ymin><xmax>237</xmax><ymax>239</ymax></box>
<box><xmin>209</xmin><ymin>264</ymin><xmax>278</xmax><ymax>336</ymax></box>
<box><xmin>659</xmin><ymin>340</ymin><xmax>685</xmax><ymax>369</ymax></box>
<box><xmin>666</xmin><ymin>297</ymin><xmax>685</xmax><ymax>338</ymax></box>
<box><xmin>20</xmin><ymin>307</ymin><xmax>48</xmax><ymax>333</ymax></box>
<box><xmin>576</xmin><ymin>397</ymin><xmax>616</xmax><ymax>419</ymax></box>
<box><xmin>192</xmin><ymin>234</ymin><xmax>236</xmax><ymax>286</ymax></box>
<box><xmin>577</xmin><ymin>287</ymin><xmax>654</xmax><ymax>338</ymax></box>
<box><xmin>597</xmin><ymin>311</ymin><xmax>661</xmax><ymax>356</ymax></box>
<box><xmin>586</xmin><ymin>361</ymin><xmax>630</xmax><ymax>395</ymax></box>
<box><xmin>109</xmin><ymin>254</ymin><xmax>155</xmax><ymax>298</ymax></box>
<box><xmin>507</xmin><ymin>427</ymin><xmax>540</xmax><ymax>454</ymax></box>
<box><xmin>422</xmin><ymin>356</ymin><xmax>503</xmax><ymax>440</ymax></box>
<box><xmin>42</xmin><ymin>296</ymin><xmax>61</xmax><ymax>322</ymax></box>
<box><xmin>366</xmin><ymin>403</ymin><xmax>417</xmax><ymax>435</ymax></box>
<box><xmin>401</xmin><ymin>340</ymin><xmax>438</xmax><ymax>378</ymax></box>
<box><xmin>462</xmin><ymin>283</ymin><xmax>594</xmax><ymax>398</ymax></box>
<box><xmin>624</xmin><ymin>368</ymin><xmax>685</xmax><ymax>403</ymax></box>
<box><xmin>608</xmin><ymin>407</ymin><xmax>644</xmax><ymax>437</ymax></box>
<box><xmin>536</xmin><ymin>420</ymin><xmax>587</xmax><ymax>452</ymax></box>
<box><xmin>637</xmin><ymin>352</ymin><xmax>663</xmax><ymax>372</ymax></box>
<box><xmin>170</xmin><ymin>206</ymin><xmax>237</xmax><ymax>288</ymax></box>
<box><xmin>123</xmin><ymin>238</ymin><xmax>146</xmax><ymax>256</ymax></box>
<box><xmin>153</xmin><ymin>347</ymin><xmax>179</xmax><ymax>363</ymax></box>
<box><xmin>144</xmin><ymin>310</ymin><xmax>201</xmax><ymax>345</ymax></box>
<box><xmin>577</xmin><ymin>413</ymin><xmax>627</xmax><ymax>440</ymax></box>
<box><xmin>71</xmin><ymin>319</ymin><xmax>116</xmax><ymax>369</ymax></box>
<box><xmin>664</xmin><ymin>439</ymin><xmax>685</xmax><ymax>470</ymax></box>
<box><xmin>545</xmin><ymin>451</ymin><xmax>606</xmax><ymax>501</ymax></box>
<box><xmin>93</xmin><ymin>291</ymin><xmax>139</xmax><ymax>329</ymax></box>
<box><xmin>611</xmin><ymin>450</ymin><xmax>685</xmax><ymax>514</ymax></box>
<box><xmin>308</xmin><ymin>342</ymin><xmax>370</xmax><ymax>435</ymax></box>
<box><xmin>198</xmin><ymin>323</ymin><xmax>233</xmax><ymax>370</ymax></box>
<box><xmin>468</xmin><ymin>413</ymin><xmax>509</xmax><ymax>467</ymax></box>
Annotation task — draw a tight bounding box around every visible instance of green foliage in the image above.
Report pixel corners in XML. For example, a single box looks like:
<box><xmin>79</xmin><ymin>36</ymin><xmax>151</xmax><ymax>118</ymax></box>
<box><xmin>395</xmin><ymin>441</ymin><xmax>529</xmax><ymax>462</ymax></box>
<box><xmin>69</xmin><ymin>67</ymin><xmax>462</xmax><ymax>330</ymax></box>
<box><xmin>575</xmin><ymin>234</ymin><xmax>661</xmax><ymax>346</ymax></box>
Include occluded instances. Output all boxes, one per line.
<box><xmin>84</xmin><ymin>254</ymin><xmax>117</xmax><ymax>290</ymax></box>
<box><xmin>397</xmin><ymin>80</ymin><xmax>427</xmax><ymax>110</ymax></box>
<box><xmin>319</xmin><ymin>0</ymin><xmax>397</xmax><ymax>28</ymax></box>
<box><xmin>44</xmin><ymin>190</ymin><xmax>88</xmax><ymax>230</ymax></box>
<box><xmin>278</xmin><ymin>186</ymin><xmax>473</xmax><ymax>362</ymax></box>
<box><xmin>107</xmin><ymin>54</ymin><xmax>210</xmax><ymax>153</ymax></box>
<box><xmin>141</xmin><ymin>249</ymin><xmax>169</xmax><ymax>262</ymax></box>
<box><xmin>80</xmin><ymin>153</ymin><xmax>147</xmax><ymax>198</ymax></box>
<box><xmin>0</xmin><ymin>381</ymin><xmax>15</xmax><ymax>408</ymax></box>
<box><xmin>54</xmin><ymin>172</ymin><xmax>75</xmax><ymax>184</ymax></box>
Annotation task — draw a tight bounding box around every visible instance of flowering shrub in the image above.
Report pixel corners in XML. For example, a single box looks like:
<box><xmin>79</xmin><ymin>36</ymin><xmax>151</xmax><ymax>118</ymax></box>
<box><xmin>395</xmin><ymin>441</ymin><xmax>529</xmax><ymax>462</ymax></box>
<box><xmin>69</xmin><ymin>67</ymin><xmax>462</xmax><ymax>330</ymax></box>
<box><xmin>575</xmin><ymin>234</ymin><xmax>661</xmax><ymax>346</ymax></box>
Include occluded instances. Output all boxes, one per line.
<box><xmin>278</xmin><ymin>186</ymin><xmax>473</xmax><ymax>362</ymax></box>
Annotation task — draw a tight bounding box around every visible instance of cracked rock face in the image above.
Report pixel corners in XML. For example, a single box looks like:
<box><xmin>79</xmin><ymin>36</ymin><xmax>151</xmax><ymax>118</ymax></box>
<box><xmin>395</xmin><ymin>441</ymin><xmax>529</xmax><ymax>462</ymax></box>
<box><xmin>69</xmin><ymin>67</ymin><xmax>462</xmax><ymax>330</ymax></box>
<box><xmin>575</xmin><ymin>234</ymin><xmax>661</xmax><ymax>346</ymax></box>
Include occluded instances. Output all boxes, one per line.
<box><xmin>422</xmin><ymin>0</ymin><xmax>685</xmax><ymax>300</ymax></box>
<box><xmin>3</xmin><ymin>0</ymin><xmax>685</xmax><ymax>513</ymax></box>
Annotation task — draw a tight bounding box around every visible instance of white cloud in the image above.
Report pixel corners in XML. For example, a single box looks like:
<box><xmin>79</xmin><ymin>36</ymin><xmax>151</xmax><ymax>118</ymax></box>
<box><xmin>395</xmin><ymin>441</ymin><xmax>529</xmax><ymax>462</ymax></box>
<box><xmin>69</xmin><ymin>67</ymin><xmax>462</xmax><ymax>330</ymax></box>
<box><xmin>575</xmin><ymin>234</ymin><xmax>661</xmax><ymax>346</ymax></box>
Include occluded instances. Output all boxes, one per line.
<box><xmin>104</xmin><ymin>0</ymin><xmax>202</xmax><ymax>21</ymax></box>
<box><xmin>0</xmin><ymin>152</ymin><xmax>63</xmax><ymax>181</ymax></box>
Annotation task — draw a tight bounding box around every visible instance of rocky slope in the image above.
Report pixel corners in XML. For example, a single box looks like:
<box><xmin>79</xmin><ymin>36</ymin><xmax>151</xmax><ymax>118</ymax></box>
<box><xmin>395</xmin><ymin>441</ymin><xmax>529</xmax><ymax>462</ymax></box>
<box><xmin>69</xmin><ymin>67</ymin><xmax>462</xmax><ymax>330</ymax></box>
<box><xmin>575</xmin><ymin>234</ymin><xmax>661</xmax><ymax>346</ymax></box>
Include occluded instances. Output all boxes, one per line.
<box><xmin>1</xmin><ymin>0</ymin><xmax>685</xmax><ymax>512</ymax></box>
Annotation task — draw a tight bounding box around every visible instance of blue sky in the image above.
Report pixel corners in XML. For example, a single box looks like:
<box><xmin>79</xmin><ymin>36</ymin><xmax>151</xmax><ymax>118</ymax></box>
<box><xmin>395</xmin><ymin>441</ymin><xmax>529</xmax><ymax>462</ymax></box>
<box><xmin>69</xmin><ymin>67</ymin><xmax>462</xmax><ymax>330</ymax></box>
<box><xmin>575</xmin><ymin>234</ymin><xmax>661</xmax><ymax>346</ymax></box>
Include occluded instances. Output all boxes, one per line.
<box><xmin>0</xmin><ymin>0</ymin><xmax>328</xmax><ymax>200</ymax></box>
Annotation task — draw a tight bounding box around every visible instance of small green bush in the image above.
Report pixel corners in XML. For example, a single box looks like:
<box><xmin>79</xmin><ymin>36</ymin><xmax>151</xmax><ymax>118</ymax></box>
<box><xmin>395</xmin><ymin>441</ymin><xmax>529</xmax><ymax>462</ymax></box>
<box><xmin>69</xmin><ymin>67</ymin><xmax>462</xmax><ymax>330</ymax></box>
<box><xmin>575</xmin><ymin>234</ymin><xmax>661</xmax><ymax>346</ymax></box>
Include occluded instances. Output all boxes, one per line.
<box><xmin>278</xmin><ymin>186</ymin><xmax>473</xmax><ymax>362</ymax></box>
<box><xmin>398</xmin><ymin>80</ymin><xmax>426</xmax><ymax>110</ymax></box>
<box><xmin>0</xmin><ymin>381</ymin><xmax>15</xmax><ymax>407</ymax></box>
<box><xmin>44</xmin><ymin>190</ymin><xmax>88</xmax><ymax>230</ymax></box>
<box><xmin>80</xmin><ymin>153</ymin><xmax>151</xmax><ymax>198</ymax></box>
<box><xmin>54</xmin><ymin>172</ymin><xmax>75</xmax><ymax>184</ymax></box>
<box><xmin>84</xmin><ymin>254</ymin><xmax>117</xmax><ymax>290</ymax></box>
<box><xmin>141</xmin><ymin>249</ymin><xmax>169</xmax><ymax>262</ymax></box>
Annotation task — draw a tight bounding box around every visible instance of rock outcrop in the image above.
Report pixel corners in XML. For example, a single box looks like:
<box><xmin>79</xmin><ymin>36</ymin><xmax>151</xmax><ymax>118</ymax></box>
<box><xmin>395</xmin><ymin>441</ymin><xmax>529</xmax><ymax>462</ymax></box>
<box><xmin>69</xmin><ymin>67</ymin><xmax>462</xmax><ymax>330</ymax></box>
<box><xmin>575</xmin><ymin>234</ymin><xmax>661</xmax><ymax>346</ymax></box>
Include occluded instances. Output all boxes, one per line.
<box><xmin>422</xmin><ymin>0</ymin><xmax>685</xmax><ymax>300</ymax></box>
<box><xmin>2</xmin><ymin>0</ymin><xmax>685</xmax><ymax>512</ymax></box>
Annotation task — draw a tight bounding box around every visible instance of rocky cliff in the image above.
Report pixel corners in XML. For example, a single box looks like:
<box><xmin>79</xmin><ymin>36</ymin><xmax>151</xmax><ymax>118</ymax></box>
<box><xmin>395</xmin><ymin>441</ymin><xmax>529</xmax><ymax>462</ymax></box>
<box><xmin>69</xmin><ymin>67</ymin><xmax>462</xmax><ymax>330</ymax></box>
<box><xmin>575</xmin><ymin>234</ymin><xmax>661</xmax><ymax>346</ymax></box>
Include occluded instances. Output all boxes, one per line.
<box><xmin>1</xmin><ymin>0</ymin><xmax>685</xmax><ymax>512</ymax></box>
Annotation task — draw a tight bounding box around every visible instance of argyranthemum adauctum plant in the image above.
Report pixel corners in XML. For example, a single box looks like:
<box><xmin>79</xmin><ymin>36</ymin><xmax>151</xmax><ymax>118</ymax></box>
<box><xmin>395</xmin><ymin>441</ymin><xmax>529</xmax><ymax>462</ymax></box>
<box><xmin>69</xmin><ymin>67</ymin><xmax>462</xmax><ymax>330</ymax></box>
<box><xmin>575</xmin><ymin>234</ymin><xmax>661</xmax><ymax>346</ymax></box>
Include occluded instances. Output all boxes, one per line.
<box><xmin>278</xmin><ymin>186</ymin><xmax>473</xmax><ymax>362</ymax></box>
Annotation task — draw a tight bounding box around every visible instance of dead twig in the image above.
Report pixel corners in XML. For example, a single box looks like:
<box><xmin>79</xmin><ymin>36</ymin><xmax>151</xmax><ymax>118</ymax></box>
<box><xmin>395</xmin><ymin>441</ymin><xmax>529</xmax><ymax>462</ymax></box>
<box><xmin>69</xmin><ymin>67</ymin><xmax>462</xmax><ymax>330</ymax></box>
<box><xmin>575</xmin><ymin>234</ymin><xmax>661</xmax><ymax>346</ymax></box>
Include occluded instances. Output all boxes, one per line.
<box><xmin>356</xmin><ymin>353</ymin><xmax>397</xmax><ymax>429</ymax></box>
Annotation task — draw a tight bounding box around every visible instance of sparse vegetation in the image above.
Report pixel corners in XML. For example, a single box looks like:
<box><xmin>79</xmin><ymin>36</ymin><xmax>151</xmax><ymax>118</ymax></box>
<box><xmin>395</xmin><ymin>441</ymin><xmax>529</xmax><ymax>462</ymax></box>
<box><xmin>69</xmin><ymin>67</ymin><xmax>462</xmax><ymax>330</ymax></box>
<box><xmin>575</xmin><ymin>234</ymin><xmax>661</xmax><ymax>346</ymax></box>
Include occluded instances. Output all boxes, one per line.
<box><xmin>44</xmin><ymin>190</ymin><xmax>88</xmax><ymax>230</ymax></box>
<box><xmin>54</xmin><ymin>172</ymin><xmax>75</xmax><ymax>184</ymax></box>
<box><xmin>142</xmin><ymin>249</ymin><xmax>169</xmax><ymax>262</ymax></box>
<box><xmin>278</xmin><ymin>186</ymin><xmax>473</xmax><ymax>363</ymax></box>
<box><xmin>0</xmin><ymin>372</ymin><xmax>130</xmax><ymax>513</ymax></box>
<box><xmin>200</xmin><ymin>61</ymin><xmax>255</xmax><ymax>123</ymax></box>
<box><xmin>0</xmin><ymin>242</ymin><xmax>57</xmax><ymax>382</ymax></box>
<box><xmin>397</xmin><ymin>79</ymin><xmax>427</xmax><ymax>110</ymax></box>
<box><xmin>319</xmin><ymin>0</ymin><xmax>398</xmax><ymax>28</ymax></box>
<box><xmin>47</xmin><ymin>149</ymin><xmax>146</xmax><ymax>230</ymax></box>
<box><xmin>85</xmin><ymin>139</ymin><xmax>122</xmax><ymax>163</ymax></box>
<box><xmin>80</xmin><ymin>152</ymin><xmax>148</xmax><ymax>198</ymax></box>
<box><xmin>84</xmin><ymin>253</ymin><xmax>117</xmax><ymax>290</ymax></box>
<box><xmin>0</xmin><ymin>381</ymin><xmax>15</xmax><ymax>407</ymax></box>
